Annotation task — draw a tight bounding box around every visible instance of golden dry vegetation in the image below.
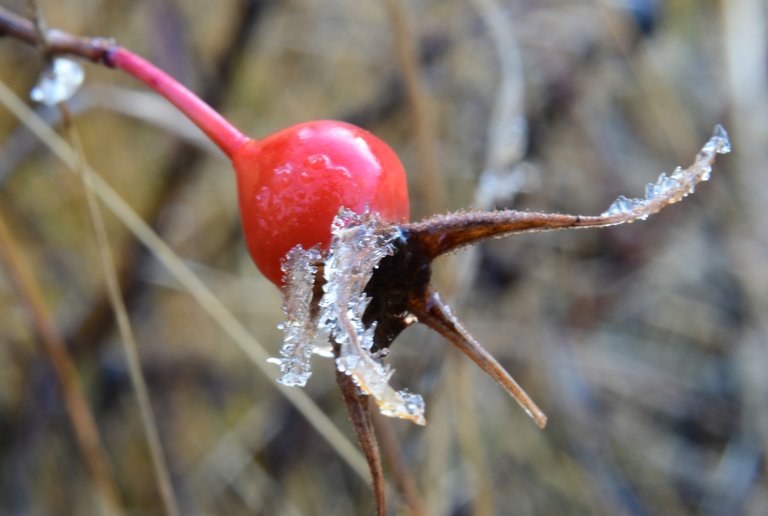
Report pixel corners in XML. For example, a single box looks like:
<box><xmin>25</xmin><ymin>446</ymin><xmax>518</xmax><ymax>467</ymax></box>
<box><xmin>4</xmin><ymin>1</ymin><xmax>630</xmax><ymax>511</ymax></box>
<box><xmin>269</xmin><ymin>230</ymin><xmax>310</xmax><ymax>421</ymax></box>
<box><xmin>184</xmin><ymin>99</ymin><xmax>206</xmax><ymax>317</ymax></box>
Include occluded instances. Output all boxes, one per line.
<box><xmin>0</xmin><ymin>0</ymin><xmax>766</xmax><ymax>514</ymax></box>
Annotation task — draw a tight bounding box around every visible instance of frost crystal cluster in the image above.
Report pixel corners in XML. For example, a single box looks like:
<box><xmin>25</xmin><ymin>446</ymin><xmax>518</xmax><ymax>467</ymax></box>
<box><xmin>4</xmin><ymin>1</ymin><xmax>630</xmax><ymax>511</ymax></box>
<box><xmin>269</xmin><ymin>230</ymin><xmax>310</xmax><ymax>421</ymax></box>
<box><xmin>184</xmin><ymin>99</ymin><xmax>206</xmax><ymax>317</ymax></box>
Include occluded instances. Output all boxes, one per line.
<box><xmin>601</xmin><ymin>125</ymin><xmax>731</xmax><ymax>220</ymax></box>
<box><xmin>267</xmin><ymin>246</ymin><xmax>330</xmax><ymax>386</ymax></box>
<box><xmin>30</xmin><ymin>58</ymin><xmax>85</xmax><ymax>106</ymax></box>
<box><xmin>271</xmin><ymin>210</ymin><xmax>426</xmax><ymax>425</ymax></box>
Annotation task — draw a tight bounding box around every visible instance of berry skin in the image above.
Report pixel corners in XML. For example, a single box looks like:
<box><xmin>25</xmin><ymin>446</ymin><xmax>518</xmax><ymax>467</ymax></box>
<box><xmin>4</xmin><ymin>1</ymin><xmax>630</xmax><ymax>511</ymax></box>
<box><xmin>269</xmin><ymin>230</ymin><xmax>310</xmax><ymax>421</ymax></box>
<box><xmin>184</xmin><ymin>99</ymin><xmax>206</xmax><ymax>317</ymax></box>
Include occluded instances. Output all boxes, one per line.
<box><xmin>104</xmin><ymin>48</ymin><xmax>410</xmax><ymax>287</ymax></box>
<box><xmin>232</xmin><ymin>120</ymin><xmax>410</xmax><ymax>286</ymax></box>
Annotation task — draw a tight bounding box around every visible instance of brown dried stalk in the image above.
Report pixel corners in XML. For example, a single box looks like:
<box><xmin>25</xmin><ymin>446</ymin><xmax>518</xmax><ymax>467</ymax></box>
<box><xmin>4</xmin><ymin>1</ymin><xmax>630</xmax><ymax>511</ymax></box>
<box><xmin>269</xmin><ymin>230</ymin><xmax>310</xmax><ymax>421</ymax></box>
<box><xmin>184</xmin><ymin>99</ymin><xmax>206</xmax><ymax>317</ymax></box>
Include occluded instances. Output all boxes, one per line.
<box><xmin>0</xmin><ymin>208</ymin><xmax>123</xmax><ymax>514</ymax></box>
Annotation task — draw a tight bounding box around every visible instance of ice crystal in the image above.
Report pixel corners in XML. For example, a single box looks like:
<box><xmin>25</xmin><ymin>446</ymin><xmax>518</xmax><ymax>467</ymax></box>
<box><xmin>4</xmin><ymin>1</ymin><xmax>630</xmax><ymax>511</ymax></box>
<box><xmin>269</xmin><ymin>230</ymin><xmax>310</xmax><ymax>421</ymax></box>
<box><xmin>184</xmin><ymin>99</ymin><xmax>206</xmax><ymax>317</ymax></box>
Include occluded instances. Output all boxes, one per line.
<box><xmin>601</xmin><ymin>125</ymin><xmax>731</xmax><ymax>221</ymax></box>
<box><xmin>268</xmin><ymin>246</ymin><xmax>328</xmax><ymax>387</ymax></box>
<box><xmin>271</xmin><ymin>209</ymin><xmax>426</xmax><ymax>425</ymax></box>
<box><xmin>30</xmin><ymin>58</ymin><xmax>84</xmax><ymax>106</ymax></box>
<box><xmin>320</xmin><ymin>210</ymin><xmax>426</xmax><ymax>425</ymax></box>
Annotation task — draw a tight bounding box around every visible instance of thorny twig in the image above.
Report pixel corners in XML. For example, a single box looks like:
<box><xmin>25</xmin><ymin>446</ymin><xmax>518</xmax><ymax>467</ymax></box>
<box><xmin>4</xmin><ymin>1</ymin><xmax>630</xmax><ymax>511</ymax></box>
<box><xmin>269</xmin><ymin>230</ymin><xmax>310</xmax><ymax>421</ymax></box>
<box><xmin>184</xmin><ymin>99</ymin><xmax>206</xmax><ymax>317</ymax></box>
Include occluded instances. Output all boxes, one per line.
<box><xmin>273</xmin><ymin>124</ymin><xmax>730</xmax><ymax>457</ymax></box>
<box><xmin>269</xmin><ymin>125</ymin><xmax>729</xmax><ymax>511</ymax></box>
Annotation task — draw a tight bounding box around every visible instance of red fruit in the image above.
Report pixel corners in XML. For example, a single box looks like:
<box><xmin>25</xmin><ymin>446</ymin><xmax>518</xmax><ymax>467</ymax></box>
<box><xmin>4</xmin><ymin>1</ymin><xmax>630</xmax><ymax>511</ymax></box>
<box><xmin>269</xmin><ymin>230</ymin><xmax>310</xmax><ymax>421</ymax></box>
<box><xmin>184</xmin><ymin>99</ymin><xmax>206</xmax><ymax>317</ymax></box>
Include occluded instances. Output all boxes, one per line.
<box><xmin>232</xmin><ymin>120</ymin><xmax>410</xmax><ymax>286</ymax></box>
<box><xmin>105</xmin><ymin>49</ymin><xmax>409</xmax><ymax>286</ymax></box>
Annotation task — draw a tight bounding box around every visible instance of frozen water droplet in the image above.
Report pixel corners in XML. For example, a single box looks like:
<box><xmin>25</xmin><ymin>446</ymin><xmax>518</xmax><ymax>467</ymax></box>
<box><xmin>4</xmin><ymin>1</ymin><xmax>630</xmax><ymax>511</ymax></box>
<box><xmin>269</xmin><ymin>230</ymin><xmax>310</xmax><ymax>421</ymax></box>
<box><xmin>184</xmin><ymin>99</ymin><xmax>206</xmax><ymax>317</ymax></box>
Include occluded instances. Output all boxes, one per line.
<box><xmin>274</xmin><ymin>164</ymin><xmax>292</xmax><ymax>175</ymax></box>
<box><xmin>645</xmin><ymin>182</ymin><xmax>656</xmax><ymax>200</ymax></box>
<box><xmin>306</xmin><ymin>154</ymin><xmax>330</xmax><ymax>170</ymax></box>
<box><xmin>312</xmin><ymin>343</ymin><xmax>334</xmax><ymax>358</ymax></box>
<box><xmin>619</xmin><ymin>195</ymin><xmax>635</xmax><ymax>212</ymax></box>
<box><xmin>603</xmin><ymin>201</ymin><xmax>621</xmax><ymax>216</ymax></box>
<box><xmin>655</xmin><ymin>172</ymin><xmax>680</xmax><ymax>194</ymax></box>
<box><xmin>604</xmin><ymin>195</ymin><xmax>640</xmax><ymax>216</ymax></box>
<box><xmin>712</xmin><ymin>124</ymin><xmax>731</xmax><ymax>154</ymax></box>
<box><xmin>30</xmin><ymin>58</ymin><xmax>84</xmax><ymax>106</ymax></box>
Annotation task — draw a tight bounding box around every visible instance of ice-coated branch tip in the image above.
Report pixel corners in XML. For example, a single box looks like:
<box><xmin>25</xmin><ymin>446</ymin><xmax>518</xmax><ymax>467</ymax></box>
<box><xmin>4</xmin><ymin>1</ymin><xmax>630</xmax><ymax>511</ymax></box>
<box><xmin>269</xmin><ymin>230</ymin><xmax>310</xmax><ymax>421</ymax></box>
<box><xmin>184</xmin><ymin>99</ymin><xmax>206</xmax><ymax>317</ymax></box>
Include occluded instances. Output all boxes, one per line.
<box><xmin>711</xmin><ymin>124</ymin><xmax>731</xmax><ymax>154</ymax></box>
<box><xmin>601</xmin><ymin>124</ymin><xmax>730</xmax><ymax>220</ymax></box>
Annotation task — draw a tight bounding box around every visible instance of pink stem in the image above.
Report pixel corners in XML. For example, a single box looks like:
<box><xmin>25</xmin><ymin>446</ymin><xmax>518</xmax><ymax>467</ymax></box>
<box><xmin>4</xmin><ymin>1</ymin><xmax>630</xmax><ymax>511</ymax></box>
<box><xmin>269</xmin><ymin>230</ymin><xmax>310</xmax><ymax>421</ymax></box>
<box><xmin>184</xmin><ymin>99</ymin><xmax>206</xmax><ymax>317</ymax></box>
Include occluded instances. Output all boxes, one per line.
<box><xmin>105</xmin><ymin>47</ymin><xmax>249</xmax><ymax>157</ymax></box>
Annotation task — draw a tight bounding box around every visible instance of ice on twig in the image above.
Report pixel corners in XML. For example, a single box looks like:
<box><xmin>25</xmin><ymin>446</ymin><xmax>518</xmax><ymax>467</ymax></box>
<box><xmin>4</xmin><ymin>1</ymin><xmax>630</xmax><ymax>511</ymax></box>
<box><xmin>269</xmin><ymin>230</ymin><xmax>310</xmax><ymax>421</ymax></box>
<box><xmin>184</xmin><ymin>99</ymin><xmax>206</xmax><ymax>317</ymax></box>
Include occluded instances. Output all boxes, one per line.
<box><xmin>268</xmin><ymin>246</ymin><xmax>328</xmax><ymax>387</ymax></box>
<box><xmin>30</xmin><ymin>58</ymin><xmax>85</xmax><ymax>106</ymax></box>
<box><xmin>320</xmin><ymin>210</ymin><xmax>425</xmax><ymax>425</ymax></box>
<box><xmin>271</xmin><ymin>209</ymin><xmax>426</xmax><ymax>425</ymax></box>
<box><xmin>601</xmin><ymin>125</ymin><xmax>731</xmax><ymax>221</ymax></box>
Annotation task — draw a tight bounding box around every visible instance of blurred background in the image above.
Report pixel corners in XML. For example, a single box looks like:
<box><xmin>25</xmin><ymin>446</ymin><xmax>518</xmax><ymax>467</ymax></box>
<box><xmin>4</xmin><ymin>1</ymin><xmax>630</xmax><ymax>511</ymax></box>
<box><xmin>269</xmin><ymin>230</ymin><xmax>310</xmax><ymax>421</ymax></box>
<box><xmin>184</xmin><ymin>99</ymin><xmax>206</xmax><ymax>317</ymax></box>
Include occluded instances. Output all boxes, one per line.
<box><xmin>0</xmin><ymin>0</ymin><xmax>766</xmax><ymax>514</ymax></box>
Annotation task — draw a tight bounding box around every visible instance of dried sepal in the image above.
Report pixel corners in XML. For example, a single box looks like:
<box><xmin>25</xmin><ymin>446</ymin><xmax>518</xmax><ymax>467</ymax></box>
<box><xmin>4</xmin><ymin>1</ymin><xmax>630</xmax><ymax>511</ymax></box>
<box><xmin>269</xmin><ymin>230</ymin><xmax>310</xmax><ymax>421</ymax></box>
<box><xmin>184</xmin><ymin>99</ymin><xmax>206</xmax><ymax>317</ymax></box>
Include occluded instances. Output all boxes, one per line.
<box><xmin>413</xmin><ymin>292</ymin><xmax>547</xmax><ymax>428</ymax></box>
<box><xmin>336</xmin><ymin>370</ymin><xmax>386</xmax><ymax>516</ymax></box>
<box><xmin>272</xmin><ymin>126</ymin><xmax>730</xmax><ymax>430</ymax></box>
<box><xmin>406</xmin><ymin>125</ymin><xmax>731</xmax><ymax>258</ymax></box>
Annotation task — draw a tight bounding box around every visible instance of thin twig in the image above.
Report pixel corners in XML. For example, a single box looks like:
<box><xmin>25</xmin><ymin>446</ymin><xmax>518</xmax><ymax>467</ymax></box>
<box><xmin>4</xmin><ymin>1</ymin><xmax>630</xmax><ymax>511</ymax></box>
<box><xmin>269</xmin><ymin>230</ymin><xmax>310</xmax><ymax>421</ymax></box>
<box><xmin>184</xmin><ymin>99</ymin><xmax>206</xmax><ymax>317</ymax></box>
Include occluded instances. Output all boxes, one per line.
<box><xmin>25</xmin><ymin>0</ymin><xmax>49</xmax><ymax>62</ymax></box>
<box><xmin>60</xmin><ymin>104</ymin><xmax>180</xmax><ymax>516</ymax></box>
<box><xmin>0</xmin><ymin>6</ymin><xmax>113</xmax><ymax>62</ymax></box>
<box><xmin>337</xmin><ymin>371</ymin><xmax>386</xmax><ymax>516</ymax></box>
<box><xmin>372</xmin><ymin>411</ymin><xmax>427</xmax><ymax>516</ymax></box>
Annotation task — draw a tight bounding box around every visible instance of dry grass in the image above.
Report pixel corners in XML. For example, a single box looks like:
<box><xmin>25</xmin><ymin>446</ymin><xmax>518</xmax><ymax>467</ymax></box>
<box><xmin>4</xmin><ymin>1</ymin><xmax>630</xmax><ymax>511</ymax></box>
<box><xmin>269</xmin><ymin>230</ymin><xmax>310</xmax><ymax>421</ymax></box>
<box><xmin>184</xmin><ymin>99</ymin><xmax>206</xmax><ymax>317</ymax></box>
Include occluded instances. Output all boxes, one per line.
<box><xmin>0</xmin><ymin>0</ymin><xmax>764</xmax><ymax>514</ymax></box>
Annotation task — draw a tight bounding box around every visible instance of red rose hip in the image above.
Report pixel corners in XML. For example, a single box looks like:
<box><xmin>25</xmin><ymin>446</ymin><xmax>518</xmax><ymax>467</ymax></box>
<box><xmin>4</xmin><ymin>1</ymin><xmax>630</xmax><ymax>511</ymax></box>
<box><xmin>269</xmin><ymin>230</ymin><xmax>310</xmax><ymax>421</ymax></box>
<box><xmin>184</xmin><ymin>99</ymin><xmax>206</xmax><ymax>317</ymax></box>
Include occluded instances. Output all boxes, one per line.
<box><xmin>232</xmin><ymin>121</ymin><xmax>410</xmax><ymax>286</ymax></box>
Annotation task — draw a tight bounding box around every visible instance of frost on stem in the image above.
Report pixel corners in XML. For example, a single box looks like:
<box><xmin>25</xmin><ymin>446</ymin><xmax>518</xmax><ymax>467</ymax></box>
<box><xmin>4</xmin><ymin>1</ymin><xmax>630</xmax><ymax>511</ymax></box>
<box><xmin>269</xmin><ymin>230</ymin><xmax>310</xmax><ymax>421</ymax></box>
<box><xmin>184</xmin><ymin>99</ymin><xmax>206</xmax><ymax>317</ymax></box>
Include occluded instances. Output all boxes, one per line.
<box><xmin>272</xmin><ymin>210</ymin><xmax>426</xmax><ymax>425</ymax></box>
<box><xmin>270</xmin><ymin>125</ymin><xmax>731</xmax><ymax>428</ymax></box>
<box><xmin>601</xmin><ymin>125</ymin><xmax>731</xmax><ymax>220</ymax></box>
<box><xmin>268</xmin><ymin>246</ymin><xmax>330</xmax><ymax>387</ymax></box>
<box><xmin>30</xmin><ymin>57</ymin><xmax>84</xmax><ymax>106</ymax></box>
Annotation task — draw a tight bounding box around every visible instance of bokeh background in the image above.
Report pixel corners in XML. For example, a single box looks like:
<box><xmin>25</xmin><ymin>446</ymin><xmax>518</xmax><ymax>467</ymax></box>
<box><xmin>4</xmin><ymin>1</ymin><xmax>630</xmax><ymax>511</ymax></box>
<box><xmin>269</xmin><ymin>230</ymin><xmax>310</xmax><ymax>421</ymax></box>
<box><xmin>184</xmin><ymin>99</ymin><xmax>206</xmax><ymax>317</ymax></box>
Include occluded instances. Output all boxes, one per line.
<box><xmin>1</xmin><ymin>0</ymin><xmax>766</xmax><ymax>514</ymax></box>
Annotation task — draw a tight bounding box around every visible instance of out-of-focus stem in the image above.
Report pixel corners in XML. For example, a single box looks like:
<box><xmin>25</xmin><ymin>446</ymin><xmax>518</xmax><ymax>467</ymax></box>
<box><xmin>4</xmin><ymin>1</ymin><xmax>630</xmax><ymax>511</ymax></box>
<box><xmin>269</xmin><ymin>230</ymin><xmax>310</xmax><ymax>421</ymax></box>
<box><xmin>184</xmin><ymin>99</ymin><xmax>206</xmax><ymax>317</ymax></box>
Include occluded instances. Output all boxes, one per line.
<box><xmin>337</xmin><ymin>370</ymin><xmax>387</xmax><ymax>516</ymax></box>
<box><xmin>60</xmin><ymin>105</ymin><xmax>180</xmax><ymax>516</ymax></box>
<box><xmin>372</xmin><ymin>412</ymin><xmax>427</xmax><ymax>516</ymax></box>
<box><xmin>0</xmin><ymin>207</ymin><xmax>123</xmax><ymax>515</ymax></box>
<box><xmin>384</xmin><ymin>0</ymin><xmax>444</xmax><ymax>216</ymax></box>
